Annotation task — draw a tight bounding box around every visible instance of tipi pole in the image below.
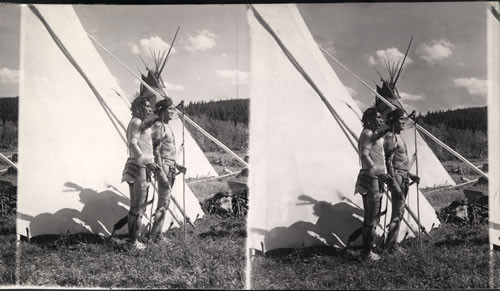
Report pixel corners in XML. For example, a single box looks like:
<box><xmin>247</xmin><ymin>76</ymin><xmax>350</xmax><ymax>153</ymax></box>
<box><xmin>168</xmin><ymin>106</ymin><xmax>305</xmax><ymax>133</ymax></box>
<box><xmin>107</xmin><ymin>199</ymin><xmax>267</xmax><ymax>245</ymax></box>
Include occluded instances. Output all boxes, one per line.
<box><xmin>0</xmin><ymin>153</ymin><xmax>16</xmax><ymax>169</ymax></box>
<box><xmin>319</xmin><ymin>46</ymin><xmax>488</xmax><ymax>180</ymax></box>
<box><xmin>414</xmin><ymin>120</ymin><xmax>422</xmax><ymax>248</ymax></box>
<box><xmin>181</xmin><ymin>101</ymin><xmax>187</xmax><ymax>241</ymax></box>
<box><xmin>176</xmin><ymin>112</ymin><xmax>249</xmax><ymax>167</ymax></box>
<box><xmin>382</xmin><ymin>186</ymin><xmax>390</xmax><ymax>248</ymax></box>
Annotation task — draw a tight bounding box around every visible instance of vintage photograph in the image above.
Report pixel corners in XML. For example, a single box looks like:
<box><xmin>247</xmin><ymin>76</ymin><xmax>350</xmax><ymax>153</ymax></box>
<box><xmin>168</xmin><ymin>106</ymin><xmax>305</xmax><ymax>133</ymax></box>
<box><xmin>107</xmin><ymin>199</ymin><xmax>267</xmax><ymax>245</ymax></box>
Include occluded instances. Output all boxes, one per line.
<box><xmin>0</xmin><ymin>1</ymin><xmax>499</xmax><ymax>290</ymax></box>
<box><xmin>4</xmin><ymin>3</ymin><xmax>249</xmax><ymax>288</ymax></box>
<box><xmin>247</xmin><ymin>3</ymin><xmax>494</xmax><ymax>289</ymax></box>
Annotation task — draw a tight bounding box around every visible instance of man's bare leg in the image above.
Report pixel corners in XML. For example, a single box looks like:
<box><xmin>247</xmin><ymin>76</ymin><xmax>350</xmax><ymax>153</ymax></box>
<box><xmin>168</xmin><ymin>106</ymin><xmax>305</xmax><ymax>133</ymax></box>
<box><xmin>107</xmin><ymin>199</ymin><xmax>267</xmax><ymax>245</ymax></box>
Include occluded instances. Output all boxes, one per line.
<box><xmin>385</xmin><ymin>174</ymin><xmax>407</xmax><ymax>252</ymax></box>
<box><xmin>128</xmin><ymin>167</ymin><xmax>148</xmax><ymax>248</ymax></box>
<box><xmin>151</xmin><ymin>164</ymin><xmax>173</xmax><ymax>241</ymax></box>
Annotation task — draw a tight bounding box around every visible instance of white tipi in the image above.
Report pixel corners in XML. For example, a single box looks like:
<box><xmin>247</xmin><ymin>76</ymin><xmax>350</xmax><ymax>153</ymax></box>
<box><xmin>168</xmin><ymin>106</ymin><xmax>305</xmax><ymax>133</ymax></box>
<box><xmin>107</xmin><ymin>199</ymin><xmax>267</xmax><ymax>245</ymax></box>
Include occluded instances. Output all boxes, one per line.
<box><xmin>17</xmin><ymin>5</ymin><xmax>216</xmax><ymax>238</ymax></box>
<box><xmin>247</xmin><ymin>4</ymin><xmax>446</xmax><ymax>252</ymax></box>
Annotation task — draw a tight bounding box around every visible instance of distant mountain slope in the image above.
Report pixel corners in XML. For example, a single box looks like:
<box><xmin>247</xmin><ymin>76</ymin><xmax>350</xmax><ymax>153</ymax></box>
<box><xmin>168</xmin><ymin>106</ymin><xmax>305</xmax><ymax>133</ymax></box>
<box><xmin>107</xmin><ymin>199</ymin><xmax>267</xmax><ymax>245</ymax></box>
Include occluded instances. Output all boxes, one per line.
<box><xmin>0</xmin><ymin>97</ymin><xmax>18</xmax><ymax>124</ymax></box>
<box><xmin>185</xmin><ymin>99</ymin><xmax>249</xmax><ymax>125</ymax></box>
<box><xmin>419</xmin><ymin>106</ymin><xmax>487</xmax><ymax>133</ymax></box>
<box><xmin>419</xmin><ymin>107</ymin><xmax>487</xmax><ymax>161</ymax></box>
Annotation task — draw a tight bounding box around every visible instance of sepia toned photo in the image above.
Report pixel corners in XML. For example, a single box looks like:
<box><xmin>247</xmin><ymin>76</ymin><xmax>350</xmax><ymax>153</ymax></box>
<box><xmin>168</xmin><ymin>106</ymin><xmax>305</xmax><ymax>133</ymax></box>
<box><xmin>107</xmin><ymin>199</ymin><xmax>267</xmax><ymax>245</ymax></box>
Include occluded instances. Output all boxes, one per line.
<box><xmin>0</xmin><ymin>1</ymin><xmax>499</xmax><ymax>290</ymax></box>
<box><xmin>247</xmin><ymin>3</ymin><xmax>495</xmax><ymax>289</ymax></box>
<box><xmin>5</xmin><ymin>3</ymin><xmax>249</xmax><ymax>288</ymax></box>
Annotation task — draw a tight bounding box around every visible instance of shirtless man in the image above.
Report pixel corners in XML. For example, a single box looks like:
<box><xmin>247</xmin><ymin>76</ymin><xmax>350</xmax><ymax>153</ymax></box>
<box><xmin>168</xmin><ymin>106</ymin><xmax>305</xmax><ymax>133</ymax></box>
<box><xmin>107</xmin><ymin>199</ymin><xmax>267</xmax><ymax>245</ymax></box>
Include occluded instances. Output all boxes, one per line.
<box><xmin>355</xmin><ymin>107</ymin><xmax>391</xmax><ymax>261</ymax></box>
<box><xmin>383</xmin><ymin>108</ymin><xmax>420</xmax><ymax>253</ymax></box>
<box><xmin>122</xmin><ymin>96</ymin><xmax>160</xmax><ymax>250</ymax></box>
<box><xmin>150</xmin><ymin>97</ymin><xmax>187</xmax><ymax>242</ymax></box>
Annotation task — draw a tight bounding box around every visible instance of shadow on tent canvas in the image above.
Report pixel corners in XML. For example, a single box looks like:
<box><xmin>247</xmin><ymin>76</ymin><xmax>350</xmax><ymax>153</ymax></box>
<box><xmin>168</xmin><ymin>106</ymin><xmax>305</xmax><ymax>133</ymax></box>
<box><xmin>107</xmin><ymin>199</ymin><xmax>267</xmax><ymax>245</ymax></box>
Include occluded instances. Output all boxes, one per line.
<box><xmin>23</xmin><ymin>181</ymin><xmax>129</xmax><ymax>238</ymax></box>
<box><xmin>251</xmin><ymin>193</ymin><xmax>365</xmax><ymax>252</ymax></box>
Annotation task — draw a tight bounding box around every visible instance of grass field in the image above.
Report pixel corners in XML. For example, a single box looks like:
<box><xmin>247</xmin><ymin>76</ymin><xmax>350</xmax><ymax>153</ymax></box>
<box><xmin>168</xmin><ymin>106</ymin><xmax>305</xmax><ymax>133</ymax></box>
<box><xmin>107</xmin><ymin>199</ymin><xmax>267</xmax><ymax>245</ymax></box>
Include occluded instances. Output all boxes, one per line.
<box><xmin>0</xmin><ymin>214</ymin><xmax>16</xmax><ymax>285</ymax></box>
<box><xmin>250</xmin><ymin>177</ymin><xmax>492</xmax><ymax>289</ymax></box>
<box><xmin>250</xmin><ymin>224</ymin><xmax>489</xmax><ymax>289</ymax></box>
<box><xmin>17</xmin><ymin>215</ymin><xmax>245</xmax><ymax>288</ymax></box>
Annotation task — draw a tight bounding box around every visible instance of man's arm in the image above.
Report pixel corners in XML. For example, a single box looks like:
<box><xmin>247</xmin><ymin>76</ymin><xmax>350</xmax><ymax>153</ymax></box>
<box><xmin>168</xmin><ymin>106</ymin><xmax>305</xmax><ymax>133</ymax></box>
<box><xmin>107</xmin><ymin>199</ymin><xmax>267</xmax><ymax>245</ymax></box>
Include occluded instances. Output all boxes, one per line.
<box><xmin>384</xmin><ymin>133</ymin><xmax>401</xmax><ymax>194</ymax></box>
<box><xmin>409</xmin><ymin>172</ymin><xmax>420</xmax><ymax>184</ymax></box>
<box><xmin>151</xmin><ymin>122</ymin><xmax>162</xmax><ymax>164</ymax></box>
<box><xmin>359</xmin><ymin>130</ymin><xmax>380</xmax><ymax>176</ymax></box>
<box><xmin>128</xmin><ymin>118</ymin><xmax>147</xmax><ymax>166</ymax></box>
<box><xmin>141</xmin><ymin>115</ymin><xmax>160</xmax><ymax>131</ymax></box>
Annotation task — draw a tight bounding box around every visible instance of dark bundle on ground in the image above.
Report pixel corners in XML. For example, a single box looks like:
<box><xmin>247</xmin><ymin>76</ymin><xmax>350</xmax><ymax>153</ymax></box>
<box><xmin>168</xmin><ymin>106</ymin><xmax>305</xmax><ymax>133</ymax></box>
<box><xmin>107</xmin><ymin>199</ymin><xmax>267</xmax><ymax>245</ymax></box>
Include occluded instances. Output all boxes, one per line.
<box><xmin>439</xmin><ymin>179</ymin><xmax>488</xmax><ymax>226</ymax></box>
<box><xmin>202</xmin><ymin>190</ymin><xmax>248</xmax><ymax>218</ymax></box>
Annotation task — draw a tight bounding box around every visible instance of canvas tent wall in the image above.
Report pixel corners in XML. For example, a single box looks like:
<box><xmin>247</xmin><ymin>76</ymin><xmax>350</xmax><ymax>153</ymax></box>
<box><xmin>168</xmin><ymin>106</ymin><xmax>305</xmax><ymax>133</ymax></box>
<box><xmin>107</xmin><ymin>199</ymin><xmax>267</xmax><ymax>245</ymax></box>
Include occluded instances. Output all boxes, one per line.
<box><xmin>488</xmin><ymin>2</ymin><xmax>500</xmax><ymax>248</ymax></box>
<box><xmin>247</xmin><ymin>4</ymin><xmax>445</xmax><ymax>252</ymax></box>
<box><xmin>17</xmin><ymin>5</ymin><xmax>214</xmax><ymax>238</ymax></box>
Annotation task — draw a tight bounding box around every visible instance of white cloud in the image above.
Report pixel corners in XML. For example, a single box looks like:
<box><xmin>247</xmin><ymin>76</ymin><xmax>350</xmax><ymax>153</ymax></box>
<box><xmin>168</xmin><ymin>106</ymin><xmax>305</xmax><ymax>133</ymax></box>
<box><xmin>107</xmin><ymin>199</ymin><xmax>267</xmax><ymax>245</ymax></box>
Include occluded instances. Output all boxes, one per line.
<box><xmin>367</xmin><ymin>47</ymin><xmax>414</xmax><ymax>67</ymax></box>
<box><xmin>130</xmin><ymin>36</ymin><xmax>177</xmax><ymax>55</ymax></box>
<box><xmin>164</xmin><ymin>81</ymin><xmax>184</xmax><ymax>92</ymax></box>
<box><xmin>215</xmin><ymin>69</ymin><xmax>248</xmax><ymax>85</ymax></box>
<box><xmin>453</xmin><ymin>78</ymin><xmax>487</xmax><ymax>96</ymax></box>
<box><xmin>416</xmin><ymin>39</ymin><xmax>455</xmax><ymax>64</ymax></box>
<box><xmin>368</xmin><ymin>56</ymin><xmax>376</xmax><ymax>66</ymax></box>
<box><xmin>400</xmin><ymin>92</ymin><xmax>423</xmax><ymax>101</ymax></box>
<box><xmin>222</xmin><ymin>53</ymin><xmax>228</xmax><ymax>57</ymax></box>
<box><xmin>0</xmin><ymin>67</ymin><xmax>18</xmax><ymax>84</ymax></box>
<box><xmin>184</xmin><ymin>30</ymin><xmax>217</xmax><ymax>52</ymax></box>
<box><xmin>345</xmin><ymin>86</ymin><xmax>358</xmax><ymax>97</ymax></box>
<box><xmin>131</xmin><ymin>44</ymin><xmax>140</xmax><ymax>54</ymax></box>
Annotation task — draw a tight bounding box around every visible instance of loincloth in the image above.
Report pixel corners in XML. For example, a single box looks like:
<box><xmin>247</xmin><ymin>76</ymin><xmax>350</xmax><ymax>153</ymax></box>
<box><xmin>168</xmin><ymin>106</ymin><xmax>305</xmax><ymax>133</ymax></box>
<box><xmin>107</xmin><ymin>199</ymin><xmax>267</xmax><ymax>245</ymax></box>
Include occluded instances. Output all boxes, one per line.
<box><xmin>160</xmin><ymin>158</ymin><xmax>177</xmax><ymax>186</ymax></box>
<box><xmin>394</xmin><ymin>169</ymin><xmax>409</xmax><ymax>193</ymax></box>
<box><xmin>121</xmin><ymin>158</ymin><xmax>152</xmax><ymax>184</ymax></box>
<box><xmin>355</xmin><ymin>169</ymin><xmax>382</xmax><ymax>195</ymax></box>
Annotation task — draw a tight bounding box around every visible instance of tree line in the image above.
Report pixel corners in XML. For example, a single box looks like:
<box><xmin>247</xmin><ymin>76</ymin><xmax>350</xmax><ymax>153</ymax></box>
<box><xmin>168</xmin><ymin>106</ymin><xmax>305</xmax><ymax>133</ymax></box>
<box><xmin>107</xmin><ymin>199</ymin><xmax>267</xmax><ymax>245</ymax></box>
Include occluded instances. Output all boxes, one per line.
<box><xmin>0</xmin><ymin>97</ymin><xmax>18</xmax><ymax>125</ymax></box>
<box><xmin>185</xmin><ymin>99</ymin><xmax>249</xmax><ymax>125</ymax></box>
<box><xmin>417</xmin><ymin>107</ymin><xmax>488</xmax><ymax>160</ymax></box>
<box><xmin>418</xmin><ymin>106</ymin><xmax>487</xmax><ymax>134</ymax></box>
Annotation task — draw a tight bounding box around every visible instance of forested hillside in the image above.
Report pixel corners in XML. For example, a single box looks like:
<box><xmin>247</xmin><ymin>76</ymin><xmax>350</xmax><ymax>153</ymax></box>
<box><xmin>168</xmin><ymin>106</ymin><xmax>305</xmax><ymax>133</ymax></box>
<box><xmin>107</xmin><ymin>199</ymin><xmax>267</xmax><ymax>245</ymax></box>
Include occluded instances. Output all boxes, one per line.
<box><xmin>185</xmin><ymin>99</ymin><xmax>249</xmax><ymax>125</ymax></box>
<box><xmin>184</xmin><ymin>99</ymin><xmax>249</xmax><ymax>152</ymax></box>
<box><xmin>419</xmin><ymin>106</ymin><xmax>486</xmax><ymax>133</ymax></box>
<box><xmin>0</xmin><ymin>97</ymin><xmax>18</xmax><ymax>149</ymax></box>
<box><xmin>418</xmin><ymin>107</ymin><xmax>487</xmax><ymax>161</ymax></box>
<box><xmin>0</xmin><ymin>97</ymin><xmax>18</xmax><ymax>125</ymax></box>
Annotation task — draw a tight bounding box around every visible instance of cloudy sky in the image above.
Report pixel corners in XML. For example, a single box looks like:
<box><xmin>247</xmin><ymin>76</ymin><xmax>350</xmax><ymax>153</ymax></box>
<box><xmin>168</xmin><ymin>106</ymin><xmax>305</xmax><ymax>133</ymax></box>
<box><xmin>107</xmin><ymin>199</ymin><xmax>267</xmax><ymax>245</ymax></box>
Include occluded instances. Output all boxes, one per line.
<box><xmin>299</xmin><ymin>2</ymin><xmax>488</xmax><ymax>113</ymax></box>
<box><xmin>0</xmin><ymin>4</ymin><xmax>248</xmax><ymax>103</ymax></box>
<box><xmin>0</xmin><ymin>3</ymin><xmax>488</xmax><ymax>113</ymax></box>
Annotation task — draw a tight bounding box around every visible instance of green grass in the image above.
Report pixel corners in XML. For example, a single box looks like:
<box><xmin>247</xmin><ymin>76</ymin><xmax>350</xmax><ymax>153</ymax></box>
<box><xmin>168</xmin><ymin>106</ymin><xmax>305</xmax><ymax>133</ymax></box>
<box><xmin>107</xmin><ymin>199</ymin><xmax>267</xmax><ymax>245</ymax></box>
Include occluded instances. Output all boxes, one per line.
<box><xmin>251</xmin><ymin>224</ymin><xmax>489</xmax><ymax>289</ymax></box>
<box><xmin>17</xmin><ymin>215</ymin><xmax>246</xmax><ymax>288</ymax></box>
<box><xmin>0</xmin><ymin>213</ymin><xmax>16</xmax><ymax>285</ymax></box>
<box><xmin>250</xmin><ymin>180</ymin><xmax>491</xmax><ymax>289</ymax></box>
<box><xmin>491</xmin><ymin>250</ymin><xmax>500</xmax><ymax>288</ymax></box>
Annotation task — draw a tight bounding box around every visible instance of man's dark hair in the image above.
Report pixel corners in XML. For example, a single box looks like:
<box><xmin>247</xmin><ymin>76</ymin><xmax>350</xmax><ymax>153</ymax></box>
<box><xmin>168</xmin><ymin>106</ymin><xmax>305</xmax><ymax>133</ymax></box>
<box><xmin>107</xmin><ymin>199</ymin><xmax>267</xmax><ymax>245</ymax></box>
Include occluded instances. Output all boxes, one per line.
<box><xmin>386</xmin><ymin>108</ymin><xmax>405</xmax><ymax>125</ymax></box>
<box><xmin>154</xmin><ymin>97</ymin><xmax>174</xmax><ymax>114</ymax></box>
<box><xmin>361</xmin><ymin>107</ymin><xmax>379</xmax><ymax>128</ymax></box>
<box><xmin>131</xmin><ymin>96</ymin><xmax>150</xmax><ymax>117</ymax></box>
